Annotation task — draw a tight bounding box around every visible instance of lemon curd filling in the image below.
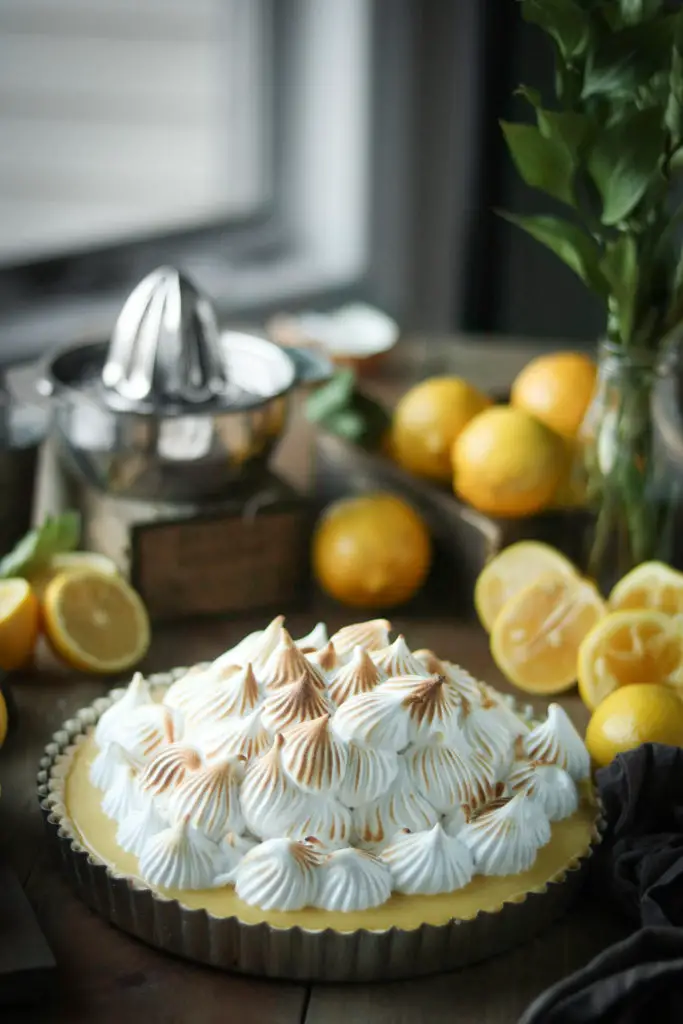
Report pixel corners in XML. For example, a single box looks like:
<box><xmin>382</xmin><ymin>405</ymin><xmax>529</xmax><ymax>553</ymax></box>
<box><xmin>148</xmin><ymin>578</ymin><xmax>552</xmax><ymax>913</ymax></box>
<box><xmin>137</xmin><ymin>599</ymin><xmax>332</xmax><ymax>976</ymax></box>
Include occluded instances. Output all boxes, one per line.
<box><xmin>66</xmin><ymin>733</ymin><xmax>598</xmax><ymax>934</ymax></box>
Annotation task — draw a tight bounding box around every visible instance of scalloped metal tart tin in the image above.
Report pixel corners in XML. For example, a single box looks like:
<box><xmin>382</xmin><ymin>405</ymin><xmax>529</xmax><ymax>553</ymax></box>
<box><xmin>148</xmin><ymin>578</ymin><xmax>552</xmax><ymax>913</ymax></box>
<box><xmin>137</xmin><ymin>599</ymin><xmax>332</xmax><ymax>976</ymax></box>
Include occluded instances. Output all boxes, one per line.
<box><xmin>37</xmin><ymin>668</ymin><xmax>603</xmax><ymax>982</ymax></box>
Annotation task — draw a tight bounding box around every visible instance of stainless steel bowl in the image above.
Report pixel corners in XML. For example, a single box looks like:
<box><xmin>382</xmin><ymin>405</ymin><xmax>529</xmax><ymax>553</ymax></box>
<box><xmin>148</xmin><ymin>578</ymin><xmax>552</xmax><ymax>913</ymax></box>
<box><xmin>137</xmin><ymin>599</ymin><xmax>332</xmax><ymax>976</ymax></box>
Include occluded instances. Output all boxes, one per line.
<box><xmin>41</xmin><ymin>335</ymin><xmax>329</xmax><ymax>503</ymax></box>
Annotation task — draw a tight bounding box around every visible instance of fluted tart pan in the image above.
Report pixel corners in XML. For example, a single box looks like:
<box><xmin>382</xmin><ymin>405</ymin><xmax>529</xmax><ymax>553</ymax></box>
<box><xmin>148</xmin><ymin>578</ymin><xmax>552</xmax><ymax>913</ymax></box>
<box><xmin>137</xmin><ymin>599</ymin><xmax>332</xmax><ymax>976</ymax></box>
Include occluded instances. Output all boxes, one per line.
<box><xmin>37</xmin><ymin>668</ymin><xmax>604</xmax><ymax>982</ymax></box>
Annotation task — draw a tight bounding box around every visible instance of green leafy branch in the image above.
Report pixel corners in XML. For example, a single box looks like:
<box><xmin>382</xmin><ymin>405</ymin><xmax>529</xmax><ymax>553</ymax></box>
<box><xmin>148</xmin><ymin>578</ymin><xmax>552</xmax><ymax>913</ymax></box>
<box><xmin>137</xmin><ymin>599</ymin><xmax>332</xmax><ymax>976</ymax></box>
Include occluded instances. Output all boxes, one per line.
<box><xmin>502</xmin><ymin>0</ymin><xmax>683</xmax><ymax>349</ymax></box>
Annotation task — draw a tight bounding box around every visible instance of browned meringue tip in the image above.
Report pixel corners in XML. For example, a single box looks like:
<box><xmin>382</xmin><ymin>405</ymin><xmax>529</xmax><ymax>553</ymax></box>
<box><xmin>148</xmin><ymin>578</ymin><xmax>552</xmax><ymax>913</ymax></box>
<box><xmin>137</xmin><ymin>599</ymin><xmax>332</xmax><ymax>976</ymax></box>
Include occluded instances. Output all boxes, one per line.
<box><xmin>271</xmin><ymin>733</ymin><xmax>286</xmax><ymax>750</ymax></box>
<box><xmin>401</xmin><ymin>674</ymin><xmax>446</xmax><ymax>706</ymax></box>
<box><xmin>308</xmin><ymin>640</ymin><xmax>337</xmax><ymax>670</ymax></box>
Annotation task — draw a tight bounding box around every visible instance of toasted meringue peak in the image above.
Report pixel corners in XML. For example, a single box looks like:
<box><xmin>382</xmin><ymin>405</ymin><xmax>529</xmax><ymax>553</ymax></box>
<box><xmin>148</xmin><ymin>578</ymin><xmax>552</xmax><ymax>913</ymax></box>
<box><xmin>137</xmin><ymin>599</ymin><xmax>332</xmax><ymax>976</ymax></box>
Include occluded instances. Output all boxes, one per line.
<box><xmin>139</xmin><ymin>818</ymin><xmax>219</xmax><ymax>890</ymax></box>
<box><xmin>163</xmin><ymin>664</ymin><xmax>212</xmax><ymax>713</ymax></box>
<box><xmin>95</xmin><ymin>671</ymin><xmax>152</xmax><ymax>746</ymax></box>
<box><xmin>460</xmin><ymin>696</ymin><xmax>515</xmax><ymax>771</ymax></box>
<box><xmin>329</xmin><ymin>646</ymin><xmax>386</xmax><ymax>705</ymax></box>
<box><xmin>381</xmin><ymin>823</ymin><xmax>474</xmax><ymax>895</ymax></box>
<box><xmin>283</xmin><ymin>797</ymin><xmax>353</xmax><ymax>848</ymax></box>
<box><xmin>263</xmin><ymin>629</ymin><xmax>326</xmax><ymax>691</ymax></box>
<box><xmin>212</xmin><ymin>832</ymin><xmax>259</xmax><ymax>885</ymax></box>
<box><xmin>295</xmin><ymin>622</ymin><xmax>329</xmax><ymax>651</ymax></box>
<box><xmin>466</xmin><ymin>752</ymin><xmax>506</xmax><ymax>810</ymax></box>
<box><xmin>523</xmin><ymin>704</ymin><xmax>590</xmax><ymax>781</ymax></box>
<box><xmin>281</xmin><ymin>715</ymin><xmax>348</xmax><ymax>793</ymax></box>
<box><xmin>261</xmin><ymin>673</ymin><xmax>333</xmax><ymax>734</ymax></box>
<box><xmin>405</xmin><ymin>738</ymin><xmax>480</xmax><ymax>813</ymax></box>
<box><xmin>508</xmin><ymin>760</ymin><xmax>579</xmax><ymax>822</ymax></box>
<box><xmin>413</xmin><ymin>649</ymin><xmax>446</xmax><ymax>674</ymax></box>
<box><xmin>460</xmin><ymin>793</ymin><xmax>551</xmax><ymax>875</ymax></box>
<box><xmin>240</xmin><ymin>734</ymin><xmax>305</xmax><ymax>838</ymax></box>
<box><xmin>370</xmin><ymin>635</ymin><xmax>427</xmax><ymax>678</ymax></box>
<box><xmin>114</xmin><ymin>703</ymin><xmax>180</xmax><ymax>764</ymax></box>
<box><xmin>442</xmin><ymin>661</ymin><xmax>484</xmax><ymax>701</ymax></box>
<box><xmin>184</xmin><ymin>663</ymin><xmax>260</xmax><ymax>728</ymax></box>
<box><xmin>234</xmin><ymin>837</ymin><xmax>322</xmax><ymax>910</ymax></box>
<box><xmin>331</xmin><ymin>689</ymin><xmax>411</xmax><ymax>751</ymax></box>
<box><xmin>116</xmin><ymin>798</ymin><xmax>168</xmax><ymax>856</ymax></box>
<box><xmin>140</xmin><ymin>744</ymin><xmax>202</xmax><ymax>800</ymax></box>
<box><xmin>91</xmin><ymin>738</ymin><xmax>142</xmax><ymax>790</ymax></box>
<box><xmin>316</xmin><ymin>847</ymin><xmax>392</xmax><ymax>911</ymax></box>
<box><xmin>329</xmin><ymin>619</ymin><xmax>392</xmax><ymax>656</ymax></box>
<box><xmin>382</xmin><ymin>673</ymin><xmax>464</xmax><ymax>744</ymax></box>
<box><xmin>201</xmin><ymin>707</ymin><xmax>271</xmax><ymax>763</ymax></box>
<box><xmin>337</xmin><ymin>743</ymin><xmax>399</xmax><ymax>807</ymax></box>
<box><xmin>169</xmin><ymin>758</ymin><xmax>244</xmax><ymax>839</ymax></box>
<box><xmin>353</xmin><ymin>763</ymin><xmax>439</xmax><ymax>846</ymax></box>
<box><xmin>307</xmin><ymin>640</ymin><xmax>338</xmax><ymax>675</ymax></box>
<box><xmin>214</xmin><ymin>615</ymin><xmax>285</xmax><ymax>673</ymax></box>
<box><xmin>101</xmin><ymin>744</ymin><xmax>144</xmax><ymax>821</ymax></box>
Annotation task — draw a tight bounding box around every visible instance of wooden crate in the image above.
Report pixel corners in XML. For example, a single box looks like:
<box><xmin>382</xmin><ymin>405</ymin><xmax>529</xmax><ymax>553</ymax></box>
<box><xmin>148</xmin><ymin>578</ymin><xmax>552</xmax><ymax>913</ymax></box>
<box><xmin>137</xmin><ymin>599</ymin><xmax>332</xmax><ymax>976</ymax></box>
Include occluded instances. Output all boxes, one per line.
<box><xmin>313</xmin><ymin>431</ymin><xmax>594</xmax><ymax>618</ymax></box>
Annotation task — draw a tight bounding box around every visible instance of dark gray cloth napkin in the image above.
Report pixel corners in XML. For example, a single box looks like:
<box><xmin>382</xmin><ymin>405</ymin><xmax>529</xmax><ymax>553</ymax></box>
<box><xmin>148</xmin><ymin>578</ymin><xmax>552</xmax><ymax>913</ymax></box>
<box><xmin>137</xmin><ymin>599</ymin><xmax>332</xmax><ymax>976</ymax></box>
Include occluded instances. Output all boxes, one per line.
<box><xmin>520</xmin><ymin>744</ymin><xmax>683</xmax><ymax>1024</ymax></box>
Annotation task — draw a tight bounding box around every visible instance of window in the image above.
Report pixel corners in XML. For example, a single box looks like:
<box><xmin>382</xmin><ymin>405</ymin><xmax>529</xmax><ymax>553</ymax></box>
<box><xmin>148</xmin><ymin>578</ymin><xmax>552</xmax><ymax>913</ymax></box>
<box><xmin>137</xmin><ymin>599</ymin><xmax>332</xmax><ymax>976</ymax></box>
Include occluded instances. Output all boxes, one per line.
<box><xmin>0</xmin><ymin>0</ymin><xmax>271</xmax><ymax>264</ymax></box>
<box><xmin>0</xmin><ymin>1</ymin><xmax>488</xmax><ymax>362</ymax></box>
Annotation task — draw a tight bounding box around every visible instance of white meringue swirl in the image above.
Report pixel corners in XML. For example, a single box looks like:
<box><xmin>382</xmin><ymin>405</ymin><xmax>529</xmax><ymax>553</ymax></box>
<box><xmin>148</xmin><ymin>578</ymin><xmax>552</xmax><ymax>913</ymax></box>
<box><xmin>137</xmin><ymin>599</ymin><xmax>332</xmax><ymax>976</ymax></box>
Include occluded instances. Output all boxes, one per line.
<box><xmin>328</xmin><ymin>645</ymin><xmax>386</xmax><ymax>705</ymax></box>
<box><xmin>329</xmin><ymin>619</ymin><xmax>392</xmax><ymax>656</ymax></box>
<box><xmin>460</xmin><ymin>794</ymin><xmax>551</xmax><ymax>875</ymax></box>
<box><xmin>234</xmin><ymin>838</ymin><xmax>322</xmax><ymax>910</ymax></box>
<box><xmin>508</xmin><ymin>760</ymin><xmax>579</xmax><ymax>822</ymax></box>
<box><xmin>353</xmin><ymin>762</ymin><xmax>438</xmax><ymax>846</ymax></box>
<box><xmin>332</xmin><ymin>689</ymin><xmax>410</xmax><ymax>751</ymax></box>
<box><xmin>523</xmin><ymin>704</ymin><xmax>590</xmax><ymax>781</ymax></box>
<box><xmin>139</xmin><ymin>819</ymin><xmax>219</xmax><ymax>890</ymax></box>
<box><xmin>239</xmin><ymin>735</ymin><xmax>304</xmax><ymax>839</ymax></box>
<box><xmin>95</xmin><ymin>672</ymin><xmax>152</xmax><ymax>747</ymax></box>
<box><xmin>212</xmin><ymin>832</ymin><xmax>259</xmax><ymax>885</ymax></box>
<box><xmin>116</xmin><ymin>798</ymin><xmax>168</xmax><ymax>857</ymax></box>
<box><xmin>101</xmin><ymin>745</ymin><xmax>144</xmax><ymax>822</ymax></box>
<box><xmin>295</xmin><ymin>622</ymin><xmax>328</xmax><ymax>651</ymax></box>
<box><xmin>371</xmin><ymin>635</ymin><xmax>428</xmax><ymax>678</ymax></box>
<box><xmin>283</xmin><ymin>796</ymin><xmax>353</xmax><ymax>848</ymax></box>
<box><xmin>200</xmin><ymin>707</ymin><xmax>271</xmax><ymax>764</ymax></box>
<box><xmin>169</xmin><ymin>758</ymin><xmax>245</xmax><ymax>839</ymax></box>
<box><xmin>337</xmin><ymin>742</ymin><xmax>399</xmax><ymax>807</ymax></box>
<box><xmin>281</xmin><ymin>714</ymin><xmax>348</xmax><ymax>794</ymax></box>
<box><xmin>213</xmin><ymin>615</ymin><xmax>284</xmax><ymax>674</ymax></box>
<box><xmin>380</xmin><ymin>824</ymin><xmax>474</xmax><ymax>895</ymax></box>
<box><xmin>316</xmin><ymin>847</ymin><xmax>392</xmax><ymax>911</ymax></box>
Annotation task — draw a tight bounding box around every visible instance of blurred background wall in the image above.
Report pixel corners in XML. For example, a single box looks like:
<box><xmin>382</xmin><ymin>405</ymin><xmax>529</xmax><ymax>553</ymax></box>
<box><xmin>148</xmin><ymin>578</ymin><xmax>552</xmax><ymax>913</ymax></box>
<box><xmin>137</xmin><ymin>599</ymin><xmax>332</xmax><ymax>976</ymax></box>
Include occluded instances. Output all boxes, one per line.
<box><xmin>0</xmin><ymin>0</ymin><xmax>603</xmax><ymax>365</ymax></box>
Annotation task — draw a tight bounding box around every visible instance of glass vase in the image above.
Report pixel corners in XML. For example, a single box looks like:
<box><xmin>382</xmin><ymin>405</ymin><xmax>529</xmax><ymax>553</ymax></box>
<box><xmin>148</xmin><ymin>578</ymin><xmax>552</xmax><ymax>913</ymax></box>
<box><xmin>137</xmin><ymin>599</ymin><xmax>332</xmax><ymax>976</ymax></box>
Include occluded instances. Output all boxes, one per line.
<box><xmin>579</xmin><ymin>340</ymin><xmax>683</xmax><ymax>589</ymax></box>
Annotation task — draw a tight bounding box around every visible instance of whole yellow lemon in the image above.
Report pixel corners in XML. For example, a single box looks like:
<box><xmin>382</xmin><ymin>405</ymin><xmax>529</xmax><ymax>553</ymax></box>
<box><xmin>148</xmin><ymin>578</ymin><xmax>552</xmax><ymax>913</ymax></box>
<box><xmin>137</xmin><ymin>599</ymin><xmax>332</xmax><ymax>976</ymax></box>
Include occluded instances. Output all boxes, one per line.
<box><xmin>585</xmin><ymin>683</ymin><xmax>683</xmax><ymax>768</ymax></box>
<box><xmin>511</xmin><ymin>351</ymin><xmax>596</xmax><ymax>437</ymax></box>
<box><xmin>452</xmin><ymin>405</ymin><xmax>564</xmax><ymax>517</ymax></box>
<box><xmin>312</xmin><ymin>493</ymin><xmax>431</xmax><ymax>608</ymax></box>
<box><xmin>390</xmin><ymin>377</ymin><xmax>491</xmax><ymax>483</ymax></box>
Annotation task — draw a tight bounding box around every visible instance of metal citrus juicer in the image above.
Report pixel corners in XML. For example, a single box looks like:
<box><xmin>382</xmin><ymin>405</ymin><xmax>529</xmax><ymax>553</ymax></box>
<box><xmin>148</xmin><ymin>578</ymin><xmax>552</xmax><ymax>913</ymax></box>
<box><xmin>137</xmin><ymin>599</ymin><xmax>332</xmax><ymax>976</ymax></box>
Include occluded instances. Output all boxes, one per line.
<box><xmin>38</xmin><ymin>267</ymin><xmax>330</xmax><ymax>620</ymax></box>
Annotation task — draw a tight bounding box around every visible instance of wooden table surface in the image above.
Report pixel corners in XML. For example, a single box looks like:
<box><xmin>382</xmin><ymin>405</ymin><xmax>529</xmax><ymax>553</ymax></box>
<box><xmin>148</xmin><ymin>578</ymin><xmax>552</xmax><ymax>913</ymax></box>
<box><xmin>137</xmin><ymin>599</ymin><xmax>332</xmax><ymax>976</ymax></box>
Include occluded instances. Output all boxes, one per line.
<box><xmin>1</xmin><ymin>336</ymin><xmax>629</xmax><ymax>1023</ymax></box>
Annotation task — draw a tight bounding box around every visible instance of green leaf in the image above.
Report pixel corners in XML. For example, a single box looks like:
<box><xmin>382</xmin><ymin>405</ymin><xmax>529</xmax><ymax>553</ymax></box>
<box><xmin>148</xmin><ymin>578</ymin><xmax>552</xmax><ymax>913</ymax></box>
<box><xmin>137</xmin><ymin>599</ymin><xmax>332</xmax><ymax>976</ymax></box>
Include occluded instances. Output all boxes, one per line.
<box><xmin>536</xmin><ymin>109</ymin><xmax>592</xmax><ymax>155</ymax></box>
<box><xmin>323</xmin><ymin>410</ymin><xmax>366</xmax><ymax>443</ymax></box>
<box><xmin>500</xmin><ymin>121</ymin><xmax>576</xmax><ymax>205</ymax></box>
<box><xmin>522</xmin><ymin>0</ymin><xmax>591</xmax><ymax>60</ymax></box>
<box><xmin>583</xmin><ymin>20</ymin><xmax>677</xmax><ymax>99</ymax></box>
<box><xmin>600</xmin><ymin>235</ymin><xmax>639</xmax><ymax>342</ymax></box>
<box><xmin>0</xmin><ymin>512</ymin><xmax>81</xmax><ymax>579</ymax></box>
<box><xmin>618</xmin><ymin>0</ymin><xmax>663</xmax><ymax>26</ymax></box>
<box><xmin>305</xmin><ymin>369</ymin><xmax>356</xmax><ymax>423</ymax></box>
<box><xmin>587</xmin><ymin>107</ymin><xmax>665</xmax><ymax>225</ymax></box>
<box><xmin>497</xmin><ymin>211</ymin><xmax>608</xmax><ymax>295</ymax></box>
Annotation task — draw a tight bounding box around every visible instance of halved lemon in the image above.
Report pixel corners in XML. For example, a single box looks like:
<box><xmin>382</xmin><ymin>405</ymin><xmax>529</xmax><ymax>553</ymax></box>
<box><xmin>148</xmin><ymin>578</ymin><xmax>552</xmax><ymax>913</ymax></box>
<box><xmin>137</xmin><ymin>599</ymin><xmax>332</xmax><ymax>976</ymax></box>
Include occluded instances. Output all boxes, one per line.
<box><xmin>42</xmin><ymin>569</ymin><xmax>150</xmax><ymax>674</ymax></box>
<box><xmin>474</xmin><ymin>541</ymin><xmax>578</xmax><ymax>632</ymax></box>
<box><xmin>0</xmin><ymin>578</ymin><xmax>40</xmax><ymax>671</ymax></box>
<box><xmin>578</xmin><ymin>608</ymin><xmax>683</xmax><ymax>711</ymax></box>
<box><xmin>490</xmin><ymin>570</ymin><xmax>605</xmax><ymax>694</ymax></box>
<box><xmin>608</xmin><ymin>561</ymin><xmax>683</xmax><ymax>616</ymax></box>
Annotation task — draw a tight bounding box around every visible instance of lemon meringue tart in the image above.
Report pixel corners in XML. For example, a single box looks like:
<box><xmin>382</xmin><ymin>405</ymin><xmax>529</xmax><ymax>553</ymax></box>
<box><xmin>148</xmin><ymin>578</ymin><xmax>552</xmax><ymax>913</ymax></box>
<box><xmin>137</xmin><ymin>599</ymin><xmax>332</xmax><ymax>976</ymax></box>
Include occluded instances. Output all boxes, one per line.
<box><xmin>53</xmin><ymin>616</ymin><xmax>599</xmax><ymax>947</ymax></box>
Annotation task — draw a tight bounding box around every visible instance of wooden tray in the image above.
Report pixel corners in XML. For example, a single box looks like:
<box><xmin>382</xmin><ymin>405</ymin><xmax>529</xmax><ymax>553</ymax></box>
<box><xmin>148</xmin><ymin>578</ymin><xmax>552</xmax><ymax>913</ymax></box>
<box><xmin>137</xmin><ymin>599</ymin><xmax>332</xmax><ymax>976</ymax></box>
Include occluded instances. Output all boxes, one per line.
<box><xmin>312</xmin><ymin>431</ymin><xmax>593</xmax><ymax>618</ymax></box>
